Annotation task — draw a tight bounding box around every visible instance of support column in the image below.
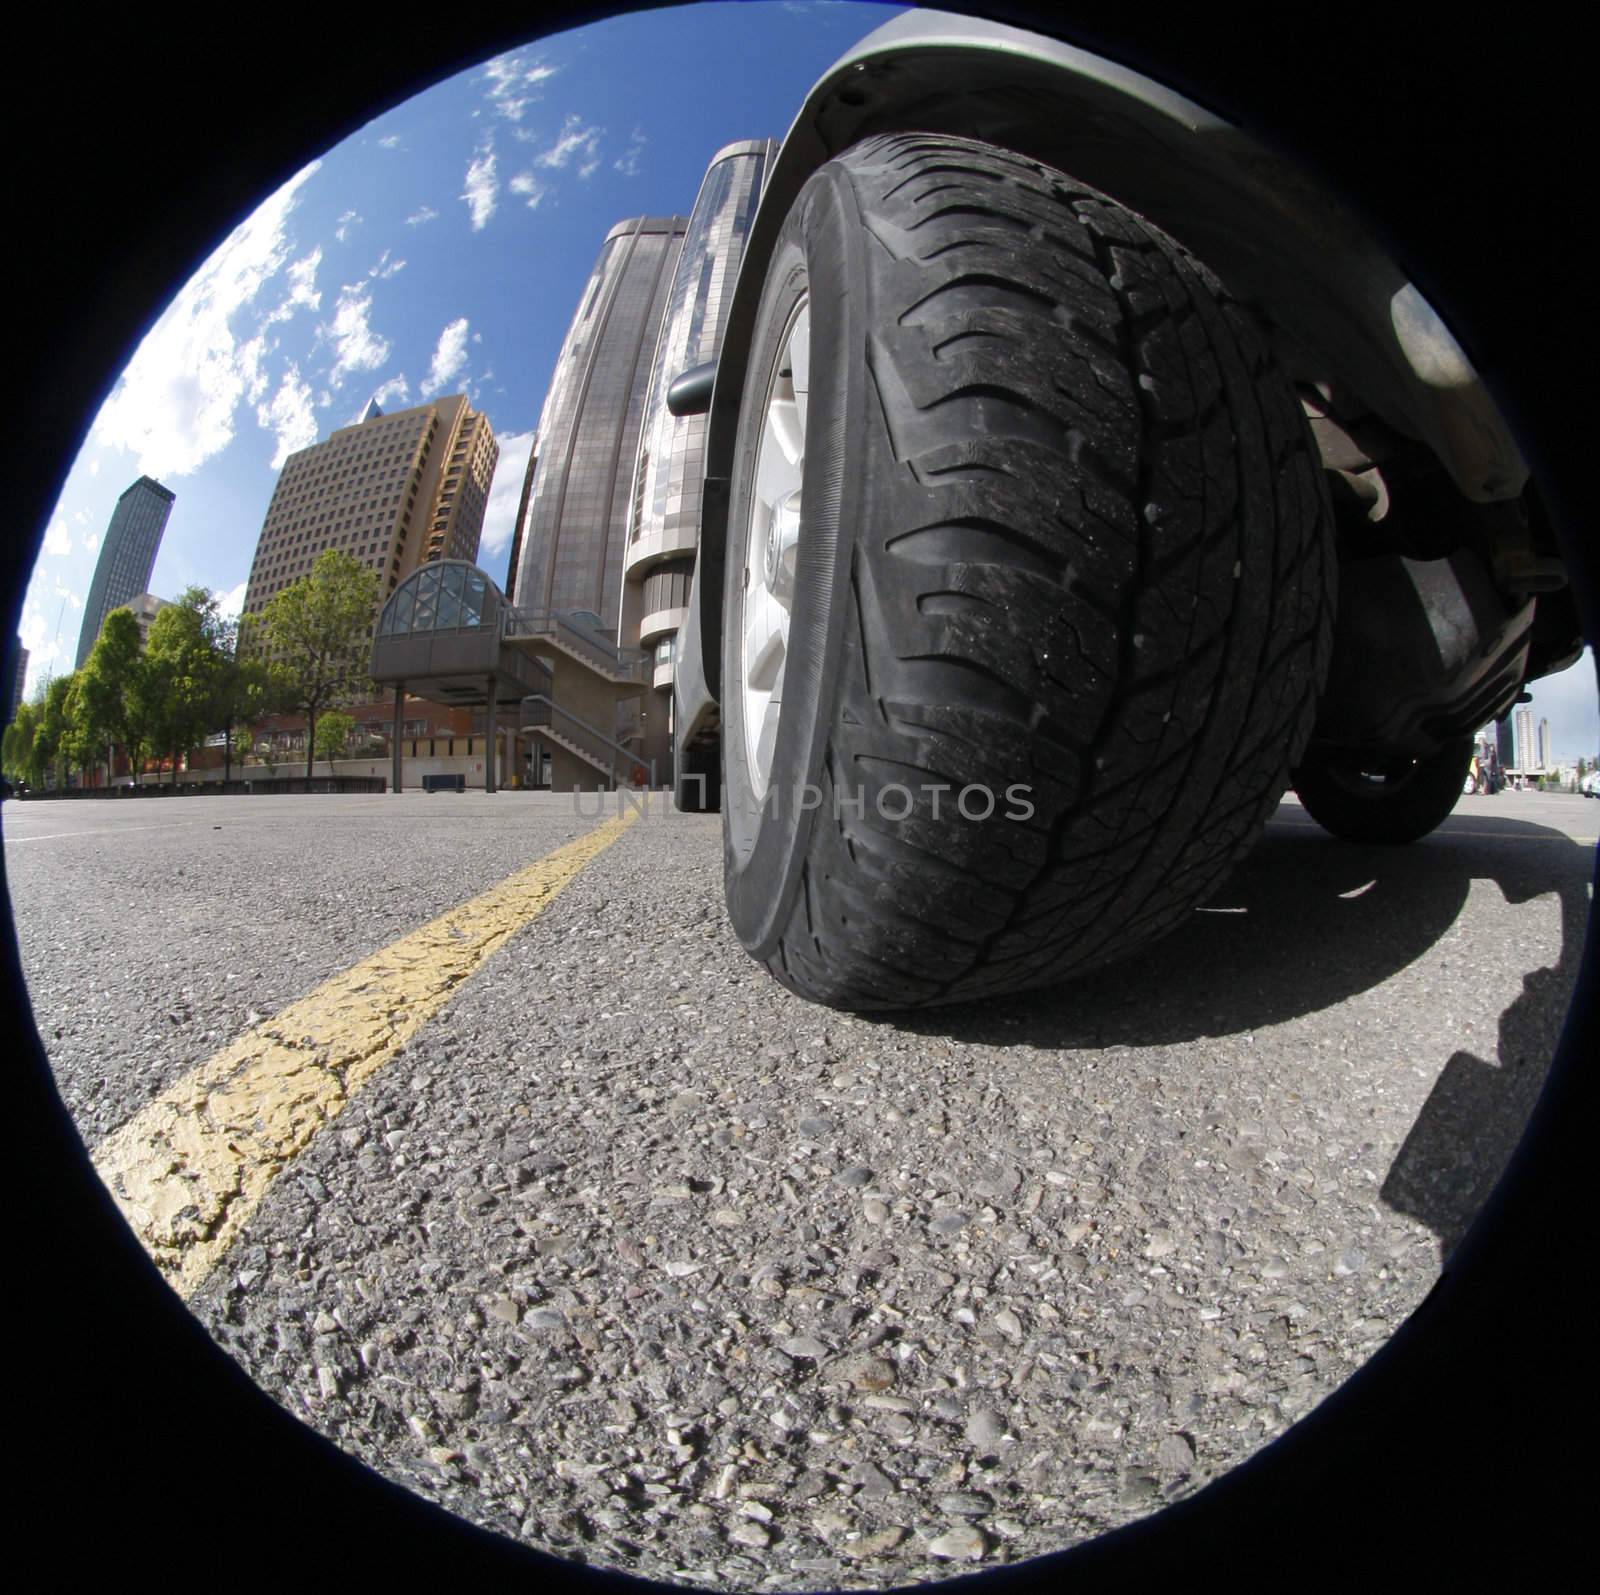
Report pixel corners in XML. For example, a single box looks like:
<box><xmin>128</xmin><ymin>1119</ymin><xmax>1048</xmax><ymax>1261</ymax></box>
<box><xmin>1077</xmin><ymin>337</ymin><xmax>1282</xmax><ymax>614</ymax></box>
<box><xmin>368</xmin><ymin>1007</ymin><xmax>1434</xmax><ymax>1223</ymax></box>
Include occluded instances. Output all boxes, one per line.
<box><xmin>485</xmin><ymin>675</ymin><xmax>498</xmax><ymax>794</ymax></box>
<box><xmin>392</xmin><ymin>685</ymin><xmax>404</xmax><ymax>793</ymax></box>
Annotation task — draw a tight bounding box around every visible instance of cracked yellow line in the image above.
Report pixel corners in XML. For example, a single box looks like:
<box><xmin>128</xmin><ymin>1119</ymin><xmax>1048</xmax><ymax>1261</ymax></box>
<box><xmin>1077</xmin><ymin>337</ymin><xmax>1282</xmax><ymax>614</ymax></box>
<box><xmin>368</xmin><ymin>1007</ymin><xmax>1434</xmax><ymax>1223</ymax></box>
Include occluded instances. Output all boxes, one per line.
<box><xmin>91</xmin><ymin>806</ymin><xmax>638</xmax><ymax>1300</ymax></box>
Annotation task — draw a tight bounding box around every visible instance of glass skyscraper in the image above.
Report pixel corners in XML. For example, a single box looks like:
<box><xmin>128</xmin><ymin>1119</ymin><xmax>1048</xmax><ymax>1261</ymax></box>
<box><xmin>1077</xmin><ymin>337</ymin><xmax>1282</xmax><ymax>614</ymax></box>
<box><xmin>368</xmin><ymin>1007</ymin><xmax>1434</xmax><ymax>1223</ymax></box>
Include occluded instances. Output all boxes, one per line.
<box><xmin>508</xmin><ymin>215</ymin><xmax>688</xmax><ymax>630</ymax></box>
<box><xmin>1514</xmin><ymin>706</ymin><xmax>1534</xmax><ymax>771</ymax></box>
<box><xmin>76</xmin><ymin>476</ymin><xmax>174</xmax><ymax>667</ymax></box>
<box><xmin>620</xmin><ymin>141</ymin><xmax>775</xmax><ymax>774</ymax></box>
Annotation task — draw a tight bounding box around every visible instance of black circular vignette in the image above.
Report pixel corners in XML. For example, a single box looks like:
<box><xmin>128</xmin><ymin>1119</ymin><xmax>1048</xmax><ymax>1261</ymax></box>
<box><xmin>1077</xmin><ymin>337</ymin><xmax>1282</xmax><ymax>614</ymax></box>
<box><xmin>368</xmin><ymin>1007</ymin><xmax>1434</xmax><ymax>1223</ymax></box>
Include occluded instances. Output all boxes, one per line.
<box><xmin>6</xmin><ymin>3</ymin><xmax>1591</xmax><ymax>1584</ymax></box>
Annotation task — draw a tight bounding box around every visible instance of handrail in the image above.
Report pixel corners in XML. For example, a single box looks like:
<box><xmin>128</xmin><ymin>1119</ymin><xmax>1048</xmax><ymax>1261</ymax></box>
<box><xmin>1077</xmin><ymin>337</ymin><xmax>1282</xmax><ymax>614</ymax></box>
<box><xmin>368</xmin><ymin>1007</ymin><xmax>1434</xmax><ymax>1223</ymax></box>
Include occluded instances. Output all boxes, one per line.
<box><xmin>502</xmin><ymin>607</ymin><xmax>650</xmax><ymax>682</ymax></box>
<box><xmin>520</xmin><ymin>694</ymin><xmax>656</xmax><ymax>788</ymax></box>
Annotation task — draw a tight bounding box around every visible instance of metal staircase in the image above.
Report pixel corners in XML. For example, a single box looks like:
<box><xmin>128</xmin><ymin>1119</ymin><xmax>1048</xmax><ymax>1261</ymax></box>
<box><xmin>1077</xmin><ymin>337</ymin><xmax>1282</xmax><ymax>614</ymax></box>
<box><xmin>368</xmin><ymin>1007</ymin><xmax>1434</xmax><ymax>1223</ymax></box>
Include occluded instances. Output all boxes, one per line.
<box><xmin>502</xmin><ymin>608</ymin><xmax>649</xmax><ymax>685</ymax></box>
<box><xmin>520</xmin><ymin>695</ymin><xmax>656</xmax><ymax>787</ymax></box>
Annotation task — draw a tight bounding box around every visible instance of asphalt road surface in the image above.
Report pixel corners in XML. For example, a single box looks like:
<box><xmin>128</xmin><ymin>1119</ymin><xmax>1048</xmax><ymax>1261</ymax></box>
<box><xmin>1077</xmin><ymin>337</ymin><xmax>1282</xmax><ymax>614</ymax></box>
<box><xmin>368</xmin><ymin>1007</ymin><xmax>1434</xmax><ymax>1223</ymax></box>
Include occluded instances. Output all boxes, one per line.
<box><xmin>6</xmin><ymin>787</ymin><xmax>1594</xmax><ymax>1587</ymax></box>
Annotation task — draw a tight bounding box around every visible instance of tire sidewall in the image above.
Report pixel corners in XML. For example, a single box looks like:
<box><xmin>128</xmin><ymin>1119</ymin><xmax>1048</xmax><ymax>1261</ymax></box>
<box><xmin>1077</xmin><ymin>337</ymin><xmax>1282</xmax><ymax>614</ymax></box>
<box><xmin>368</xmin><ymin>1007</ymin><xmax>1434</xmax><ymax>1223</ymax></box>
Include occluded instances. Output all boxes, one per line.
<box><xmin>1294</xmin><ymin>737</ymin><xmax>1474</xmax><ymax>843</ymax></box>
<box><xmin>723</xmin><ymin>164</ymin><xmax>866</xmax><ymax>957</ymax></box>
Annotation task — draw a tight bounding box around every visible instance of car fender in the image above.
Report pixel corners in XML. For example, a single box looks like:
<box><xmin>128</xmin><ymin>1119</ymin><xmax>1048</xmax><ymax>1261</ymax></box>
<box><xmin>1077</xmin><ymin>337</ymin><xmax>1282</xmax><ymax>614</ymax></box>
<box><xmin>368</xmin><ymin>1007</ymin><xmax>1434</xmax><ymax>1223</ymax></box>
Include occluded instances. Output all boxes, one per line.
<box><xmin>680</xmin><ymin>7</ymin><xmax>1528</xmax><ymax>729</ymax></box>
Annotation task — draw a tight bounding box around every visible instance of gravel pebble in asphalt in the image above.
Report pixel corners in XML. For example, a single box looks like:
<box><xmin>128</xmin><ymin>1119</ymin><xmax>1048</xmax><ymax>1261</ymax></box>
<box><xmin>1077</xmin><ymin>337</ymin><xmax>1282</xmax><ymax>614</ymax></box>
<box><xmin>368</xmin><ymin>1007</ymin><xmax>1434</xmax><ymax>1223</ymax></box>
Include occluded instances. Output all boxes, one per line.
<box><xmin>9</xmin><ymin>790</ymin><xmax>1590</xmax><ymax>1588</ymax></box>
<box><xmin>6</xmin><ymin>795</ymin><xmax>592</xmax><ymax>1142</ymax></box>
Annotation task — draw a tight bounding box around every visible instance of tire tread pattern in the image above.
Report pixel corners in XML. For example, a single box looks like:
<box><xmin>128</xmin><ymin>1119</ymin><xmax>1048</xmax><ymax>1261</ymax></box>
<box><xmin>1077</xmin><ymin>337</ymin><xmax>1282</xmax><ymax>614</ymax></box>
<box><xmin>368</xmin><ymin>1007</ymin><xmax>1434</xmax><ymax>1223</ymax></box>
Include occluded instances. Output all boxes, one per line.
<box><xmin>755</xmin><ymin>135</ymin><xmax>1334</xmax><ymax>1009</ymax></box>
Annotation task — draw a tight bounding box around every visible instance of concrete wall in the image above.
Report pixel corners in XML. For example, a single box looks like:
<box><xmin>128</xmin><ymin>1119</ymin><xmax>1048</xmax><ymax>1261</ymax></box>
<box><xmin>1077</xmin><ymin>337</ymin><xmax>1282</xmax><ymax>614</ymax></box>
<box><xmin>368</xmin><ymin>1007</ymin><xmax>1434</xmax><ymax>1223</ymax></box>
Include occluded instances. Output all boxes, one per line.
<box><xmin>176</xmin><ymin>748</ymin><xmax>530</xmax><ymax>791</ymax></box>
<box><xmin>549</xmin><ymin>746</ymin><xmax>609</xmax><ymax>791</ymax></box>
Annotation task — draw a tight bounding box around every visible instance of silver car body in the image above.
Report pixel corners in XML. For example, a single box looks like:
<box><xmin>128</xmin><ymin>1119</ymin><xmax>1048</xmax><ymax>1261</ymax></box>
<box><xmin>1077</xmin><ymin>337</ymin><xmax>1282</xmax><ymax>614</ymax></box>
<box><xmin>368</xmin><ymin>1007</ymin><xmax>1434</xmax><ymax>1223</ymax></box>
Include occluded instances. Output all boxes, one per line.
<box><xmin>676</xmin><ymin>7</ymin><xmax>1527</xmax><ymax>755</ymax></box>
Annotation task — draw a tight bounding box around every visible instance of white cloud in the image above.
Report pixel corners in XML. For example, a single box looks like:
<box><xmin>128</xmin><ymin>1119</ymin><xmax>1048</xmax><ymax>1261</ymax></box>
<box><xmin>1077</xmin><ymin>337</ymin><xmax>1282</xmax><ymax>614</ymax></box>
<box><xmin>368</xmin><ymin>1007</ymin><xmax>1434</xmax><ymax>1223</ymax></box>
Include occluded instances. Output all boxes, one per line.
<box><xmin>322</xmin><ymin>284</ymin><xmax>391</xmax><ymax>387</ymax></box>
<box><xmin>421</xmin><ymin>318</ymin><xmax>471</xmax><ymax>396</ymax></box>
<box><xmin>509</xmin><ymin>170</ymin><xmax>549</xmax><ymax>210</ymax></box>
<box><xmin>370</xmin><ymin>374</ymin><xmax>410</xmax><ymax>410</ymax></box>
<box><xmin>335</xmin><ymin>209</ymin><xmax>362</xmax><ymax>243</ymax></box>
<box><xmin>263</xmin><ymin>247</ymin><xmax>322</xmax><ymax>327</ymax></box>
<box><xmin>216</xmin><ymin>581</ymin><xmax>248</xmax><ymax>622</ymax></box>
<box><xmin>82</xmin><ymin>531</ymin><xmax>99</xmax><ymax>556</ymax></box>
<box><xmin>614</xmin><ymin>129</ymin><xmax>646</xmax><ymax>177</ymax></box>
<box><xmin>88</xmin><ymin>459</ymin><xmax>100</xmax><ymax>476</ymax></box>
<box><xmin>484</xmin><ymin>52</ymin><xmax>559</xmax><ymax>122</ymax></box>
<box><xmin>256</xmin><ymin>363</ymin><xmax>319</xmax><ymax>467</ymax></box>
<box><xmin>462</xmin><ymin>144</ymin><xmax>498</xmax><ymax>231</ymax></box>
<box><xmin>378</xmin><ymin>134</ymin><xmax>403</xmax><ymax>150</ymax></box>
<box><xmin>237</xmin><ymin>332</ymin><xmax>271</xmax><ymax>405</ymax></box>
<box><xmin>368</xmin><ymin>250</ymin><xmax>406</xmax><ymax>280</ymax></box>
<box><xmin>43</xmin><ymin>518</ymin><xmax>72</xmax><ymax>558</ymax></box>
<box><xmin>89</xmin><ymin>161</ymin><xmax>321</xmax><ymax>479</ymax></box>
<box><xmin>480</xmin><ymin>430</ymin><xmax>534</xmax><ymax>557</ymax></box>
<box><xmin>536</xmin><ymin>114</ymin><xmax>604</xmax><ymax>173</ymax></box>
<box><xmin>52</xmin><ymin>578</ymin><xmax>82</xmax><ymax>611</ymax></box>
<box><xmin>405</xmin><ymin>205</ymin><xmax>438</xmax><ymax>227</ymax></box>
<box><xmin>19</xmin><ymin>601</ymin><xmax>64</xmax><ymax>680</ymax></box>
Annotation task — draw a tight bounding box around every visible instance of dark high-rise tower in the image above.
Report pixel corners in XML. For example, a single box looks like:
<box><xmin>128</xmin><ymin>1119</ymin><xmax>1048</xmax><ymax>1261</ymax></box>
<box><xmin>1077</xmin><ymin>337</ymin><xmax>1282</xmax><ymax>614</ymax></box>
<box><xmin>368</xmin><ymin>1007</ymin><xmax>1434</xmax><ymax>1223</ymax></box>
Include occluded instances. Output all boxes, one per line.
<box><xmin>508</xmin><ymin>215</ymin><xmax>687</xmax><ymax>630</ymax></box>
<box><xmin>76</xmin><ymin>476</ymin><xmax>174</xmax><ymax>667</ymax></box>
<box><xmin>4</xmin><ymin>637</ymin><xmax>26</xmax><ymax>721</ymax></box>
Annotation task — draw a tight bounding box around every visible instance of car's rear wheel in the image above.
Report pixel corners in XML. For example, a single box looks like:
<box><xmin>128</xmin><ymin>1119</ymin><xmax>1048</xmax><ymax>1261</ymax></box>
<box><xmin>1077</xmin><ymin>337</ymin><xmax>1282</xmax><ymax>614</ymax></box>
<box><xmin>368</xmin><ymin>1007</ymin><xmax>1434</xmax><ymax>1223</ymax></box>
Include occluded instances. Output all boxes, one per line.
<box><xmin>1293</xmin><ymin>737</ymin><xmax>1475</xmax><ymax>844</ymax></box>
<box><xmin>721</xmin><ymin>133</ymin><xmax>1335</xmax><ymax>1010</ymax></box>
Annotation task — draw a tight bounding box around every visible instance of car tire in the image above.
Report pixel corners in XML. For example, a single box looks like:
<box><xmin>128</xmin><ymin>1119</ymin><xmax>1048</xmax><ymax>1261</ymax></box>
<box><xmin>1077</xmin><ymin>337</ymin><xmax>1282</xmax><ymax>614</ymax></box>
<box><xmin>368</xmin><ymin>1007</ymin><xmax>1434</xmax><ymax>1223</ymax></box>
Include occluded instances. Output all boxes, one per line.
<box><xmin>1292</xmin><ymin>737</ymin><xmax>1475</xmax><ymax>844</ymax></box>
<box><xmin>721</xmin><ymin>133</ymin><xmax>1334</xmax><ymax>1010</ymax></box>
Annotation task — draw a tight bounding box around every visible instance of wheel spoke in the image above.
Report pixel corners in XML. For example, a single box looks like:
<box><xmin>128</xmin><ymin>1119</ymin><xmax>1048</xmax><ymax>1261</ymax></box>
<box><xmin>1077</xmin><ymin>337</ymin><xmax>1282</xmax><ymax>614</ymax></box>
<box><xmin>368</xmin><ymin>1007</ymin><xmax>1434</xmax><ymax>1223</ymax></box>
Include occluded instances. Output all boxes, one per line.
<box><xmin>741</xmin><ymin>293</ymin><xmax>809</xmax><ymax>801</ymax></box>
<box><xmin>789</xmin><ymin>303</ymin><xmax>810</xmax><ymax>437</ymax></box>
<box><xmin>744</xmin><ymin>586</ymin><xmax>787</xmax><ymax>692</ymax></box>
<box><xmin>753</xmin><ymin>666</ymin><xmax>784</xmax><ymax>790</ymax></box>
<box><xmin>767</xmin><ymin>396</ymin><xmax>804</xmax><ymax>469</ymax></box>
<box><xmin>756</xmin><ymin>401</ymin><xmax>802</xmax><ymax>508</ymax></box>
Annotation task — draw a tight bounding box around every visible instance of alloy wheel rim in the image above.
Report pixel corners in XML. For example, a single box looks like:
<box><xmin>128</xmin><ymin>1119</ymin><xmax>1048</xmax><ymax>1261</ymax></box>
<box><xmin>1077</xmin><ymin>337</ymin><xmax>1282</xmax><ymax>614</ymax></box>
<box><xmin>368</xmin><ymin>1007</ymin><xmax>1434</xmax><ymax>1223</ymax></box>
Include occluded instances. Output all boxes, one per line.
<box><xmin>741</xmin><ymin>294</ymin><xmax>809</xmax><ymax>801</ymax></box>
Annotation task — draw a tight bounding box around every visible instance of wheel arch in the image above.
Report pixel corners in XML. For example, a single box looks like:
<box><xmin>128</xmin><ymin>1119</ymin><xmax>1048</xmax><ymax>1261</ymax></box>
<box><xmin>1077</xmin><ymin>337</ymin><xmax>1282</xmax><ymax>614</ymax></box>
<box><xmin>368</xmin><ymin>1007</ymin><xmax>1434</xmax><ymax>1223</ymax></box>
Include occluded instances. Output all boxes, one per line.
<box><xmin>687</xmin><ymin>9</ymin><xmax>1527</xmax><ymax>724</ymax></box>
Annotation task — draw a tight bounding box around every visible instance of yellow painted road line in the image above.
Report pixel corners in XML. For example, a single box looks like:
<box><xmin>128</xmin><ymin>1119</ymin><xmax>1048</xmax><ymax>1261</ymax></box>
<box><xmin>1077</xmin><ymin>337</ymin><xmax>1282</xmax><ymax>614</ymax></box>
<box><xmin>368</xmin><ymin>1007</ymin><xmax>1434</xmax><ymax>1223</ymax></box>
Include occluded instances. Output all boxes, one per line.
<box><xmin>91</xmin><ymin>807</ymin><xmax>638</xmax><ymax>1301</ymax></box>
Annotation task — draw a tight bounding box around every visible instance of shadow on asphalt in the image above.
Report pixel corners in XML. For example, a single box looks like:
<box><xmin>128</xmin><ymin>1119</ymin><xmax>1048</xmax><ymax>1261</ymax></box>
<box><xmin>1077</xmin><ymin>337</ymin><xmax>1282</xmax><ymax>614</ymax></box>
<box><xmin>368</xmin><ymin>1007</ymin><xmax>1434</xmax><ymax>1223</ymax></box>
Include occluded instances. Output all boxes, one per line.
<box><xmin>885</xmin><ymin>812</ymin><xmax>1594</xmax><ymax>1258</ymax></box>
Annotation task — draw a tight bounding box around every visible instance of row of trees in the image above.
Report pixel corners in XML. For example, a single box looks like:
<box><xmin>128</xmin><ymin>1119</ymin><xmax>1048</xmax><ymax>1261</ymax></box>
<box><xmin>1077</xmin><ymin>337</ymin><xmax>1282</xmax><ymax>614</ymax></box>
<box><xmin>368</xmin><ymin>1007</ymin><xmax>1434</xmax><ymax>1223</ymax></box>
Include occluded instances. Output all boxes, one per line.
<box><xmin>3</xmin><ymin>550</ymin><xmax>381</xmax><ymax>790</ymax></box>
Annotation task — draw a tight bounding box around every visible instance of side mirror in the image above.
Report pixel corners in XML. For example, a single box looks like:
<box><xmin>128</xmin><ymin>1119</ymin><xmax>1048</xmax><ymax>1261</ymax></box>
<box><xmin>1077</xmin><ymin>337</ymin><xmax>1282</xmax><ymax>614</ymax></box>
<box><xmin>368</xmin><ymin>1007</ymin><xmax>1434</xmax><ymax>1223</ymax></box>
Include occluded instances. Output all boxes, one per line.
<box><xmin>666</xmin><ymin>361</ymin><xmax>717</xmax><ymax>417</ymax></box>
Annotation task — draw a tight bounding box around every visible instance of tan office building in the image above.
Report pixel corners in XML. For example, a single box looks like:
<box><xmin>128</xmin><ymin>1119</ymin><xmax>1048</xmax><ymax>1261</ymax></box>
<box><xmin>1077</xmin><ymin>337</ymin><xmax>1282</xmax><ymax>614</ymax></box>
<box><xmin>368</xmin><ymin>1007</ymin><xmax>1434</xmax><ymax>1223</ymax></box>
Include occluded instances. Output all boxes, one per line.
<box><xmin>242</xmin><ymin>394</ymin><xmax>498</xmax><ymax>619</ymax></box>
<box><xmin>123</xmin><ymin>591</ymin><xmax>170</xmax><ymax>647</ymax></box>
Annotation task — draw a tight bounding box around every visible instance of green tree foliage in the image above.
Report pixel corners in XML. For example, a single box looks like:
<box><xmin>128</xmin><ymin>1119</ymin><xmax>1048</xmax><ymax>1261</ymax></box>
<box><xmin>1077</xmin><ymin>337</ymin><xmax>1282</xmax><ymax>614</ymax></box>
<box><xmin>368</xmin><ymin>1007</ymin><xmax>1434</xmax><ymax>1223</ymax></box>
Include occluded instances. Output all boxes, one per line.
<box><xmin>2</xmin><ymin>700</ymin><xmax>39</xmax><ymax>784</ymax></box>
<box><xmin>60</xmin><ymin>674</ymin><xmax>101</xmax><ymax>782</ymax></box>
<box><xmin>79</xmin><ymin>607</ymin><xmax>154</xmax><ymax>783</ymax></box>
<box><xmin>212</xmin><ymin>611</ymin><xmax>283</xmax><ymax>784</ymax></box>
<box><xmin>144</xmin><ymin>589</ymin><xmax>225</xmax><ymax>786</ymax></box>
<box><xmin>314</xmin><ymin>711</ymin><xmax>356</xmax><ymax>773</ymax></box>
<box><xmin>37</xmin><ymin>675</ymin><xmax>75</xmax><ymax>788</ymax></box>
<box><xmin>260</xmin><ymin>550</ymin><xmax>380</xmax><ymax>782</ymax></box>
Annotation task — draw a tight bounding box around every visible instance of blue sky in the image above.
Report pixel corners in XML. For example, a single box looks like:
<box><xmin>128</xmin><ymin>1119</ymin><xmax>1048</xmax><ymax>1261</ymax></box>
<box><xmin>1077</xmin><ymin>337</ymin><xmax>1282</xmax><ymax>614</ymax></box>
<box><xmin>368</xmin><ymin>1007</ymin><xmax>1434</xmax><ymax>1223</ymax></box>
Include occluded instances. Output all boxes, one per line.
<box><xmin>23</xmin><ymin>1</ymin><xmax>906</xmax><ymax>680</ymax></box>
<box><xmin>21</xmin><ymin>0</ymin><xmax>1596</xmax><ymax>759</ymax></box>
